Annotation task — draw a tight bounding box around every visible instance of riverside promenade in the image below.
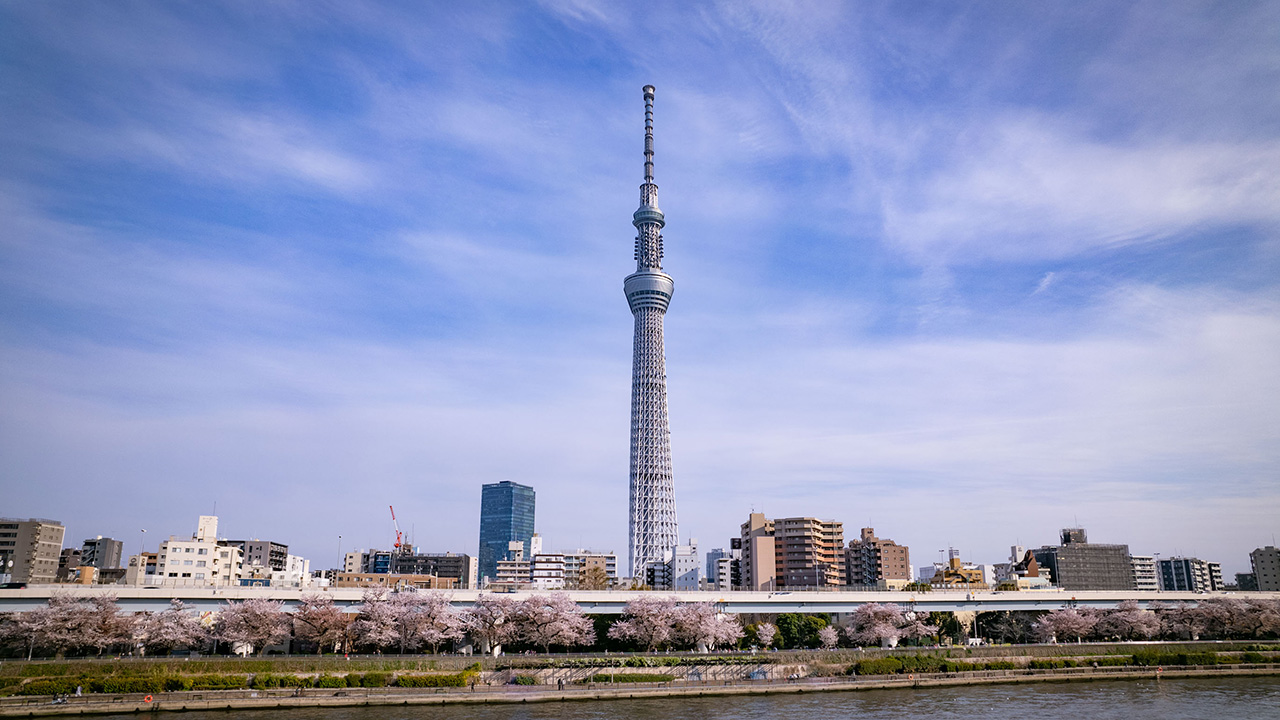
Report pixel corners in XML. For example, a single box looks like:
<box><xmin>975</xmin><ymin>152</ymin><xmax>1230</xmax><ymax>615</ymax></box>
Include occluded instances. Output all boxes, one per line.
<box><xmin>2</xmin><ymin>664</ymin><xmax>1278</xmax><ymax>717</ymax></box>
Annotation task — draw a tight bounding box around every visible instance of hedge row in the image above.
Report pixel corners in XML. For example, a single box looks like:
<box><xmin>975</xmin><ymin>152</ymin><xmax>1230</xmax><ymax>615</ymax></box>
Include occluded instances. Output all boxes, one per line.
<box><xmin>585</xmin><ymin>673</ymin><xmax>676</xmax><ymax>683</ymax></box>
<box><xmin>1029</xmin><ymin>657</ymin><xmax>1131</xmax><ymax>669</ymax></box>
<box><xmin>850</xmin><ymin>657</ymin><xmax>1021</xmax><ymax>676</ymax></box>
<box><xmin>14</xmin><ymin>667</ymin><xmax>481</xmax><ymax>696</ymax></box>
<box><xmin>501</xmin><ymin>655</ymin><xmax>771</xmax><ymax>670</ymax></box>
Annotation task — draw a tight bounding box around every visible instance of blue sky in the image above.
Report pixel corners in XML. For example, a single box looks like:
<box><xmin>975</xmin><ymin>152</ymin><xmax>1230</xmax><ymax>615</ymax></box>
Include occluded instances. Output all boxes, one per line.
<box><xmin>2</xmin><ymin>1</ymin><xmax>1277</xmax><ymax>577</ymax></box>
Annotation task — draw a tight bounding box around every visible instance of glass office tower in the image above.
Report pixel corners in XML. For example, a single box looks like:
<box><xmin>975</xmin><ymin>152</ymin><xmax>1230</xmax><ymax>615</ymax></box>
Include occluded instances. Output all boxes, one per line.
<box><xmin>477</xmin><ymin>481</ymin><xmax>535</xmax><ymax>583</ymax></box>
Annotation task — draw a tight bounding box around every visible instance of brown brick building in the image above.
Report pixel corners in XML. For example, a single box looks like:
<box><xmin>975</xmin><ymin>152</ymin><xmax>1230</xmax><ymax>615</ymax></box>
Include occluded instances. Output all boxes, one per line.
<box><xmin>844</xmin><ymin>527</ymin><xmax>911</xmax><ymax>588</ymax></box>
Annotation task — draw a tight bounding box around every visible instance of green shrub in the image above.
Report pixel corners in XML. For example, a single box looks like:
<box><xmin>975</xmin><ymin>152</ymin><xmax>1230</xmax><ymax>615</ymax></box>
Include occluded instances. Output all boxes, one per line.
<box><xmin>360</xmin><ymin>672</ymin><xmax>390</xmax><ymax>687</ymax></box>
<box><xmin>511</xmin><ymin>675</ymin><xmax>538</xmax><ymax>685</ymax></box>
<box><xmin>1180</xmin><ymin>652</ymin><xmax>1220</xmax><ymax>666</ymax></box>
<box><xmin>1030</xmin><ymin>659</ymin><xmax>1078</xmax><ymax>669</ymax></box>
<box><xmin>279</xmin><ymin>675</ymin><xmax>313</xmax><ymax>688</ymax></box>
<box><xmin>345</xmin><ymin>673</ymin><xmax>363</xmax><ymax>687</ymax></box>
<box><xmin>981</xmin><ymin>661</ymin><xmax>1018</xmax><ymax>670</ymax></box>
<box><xmin>1093</xmin><ymin>656</ymin><xmax>1131</xmax><ymax>667</ymax></box>
<box><xmin>96</xmin><ymin>677</ymin><xmax>165</xmax><ymax>694</ymax></box>
<box><xmin>315</xmin><ymin>675</ymin><xmax>346</xmax><ymax>688</ymax></box>
<box><xmin>16</xmin><ymin>679</ymin><xmax>80</xmax><ymax>696</ymax></box>
<box><xmin>251</xmin><ymin>673</ymin><xmax>281</xmax><ymax>689</ymax></box>
<box><xmin>164</xmin><ymin>677</ymin><xmax>194</xmax><ymax>692</ymax></box>
<box><xmin>1241</xmin><ymin>652</ymin><xmax>1267</xmax><ymax>664</ymax></box>
<box><xmin>189</xmin><ymin>674</ymin><xmax>250</xmax><ymax>690</ymax></box>
<box><xmin>1132</xmin><ymin>651</ymin><xmax>1219</xmax><ymax>667</ymax></box>
<box><xmin>587</xmin><ymin>673</ymin><xmax>675</xmax><ymax>683</ymax></box>
<box><xmin>395</xmin><ymin>673</ymin><xmax>466</xmax><ymax>688</ymax></box>
<box><xmin>898</xmin><ymin>655</ymin><xmax>947</xmax><ymax>673</ymax></box>
<box><xmin>852</xmin><ymin>658</ymin><xmax>904</xmax><ymax>676</ymax></box>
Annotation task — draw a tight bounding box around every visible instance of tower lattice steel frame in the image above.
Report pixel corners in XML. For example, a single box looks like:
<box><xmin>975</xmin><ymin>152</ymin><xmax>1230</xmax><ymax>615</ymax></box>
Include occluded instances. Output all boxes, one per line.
<box><xmin>625</xmin><ymin>85</ymin><xmax>679</xmax><ymax>578</ymax></box>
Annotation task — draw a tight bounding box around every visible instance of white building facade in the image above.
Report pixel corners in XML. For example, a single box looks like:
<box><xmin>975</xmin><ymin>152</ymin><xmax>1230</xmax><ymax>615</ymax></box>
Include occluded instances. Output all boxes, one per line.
<box><xmin>154</xmin><ymin>516</ymin><xmax>243</xmax><ymax>587</ymax></box>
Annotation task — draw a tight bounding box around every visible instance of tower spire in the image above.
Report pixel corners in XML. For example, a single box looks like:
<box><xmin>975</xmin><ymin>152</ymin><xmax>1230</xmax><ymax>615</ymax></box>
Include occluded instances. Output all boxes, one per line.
<box><xmin>643</xmin><ymin>85</ymin><xmax>655</xmax><ymax>185</ymax></box>
<box><xmin>625</xmin><ymin>85</ymin><xmax>679</xmax><ymax>579</ymax></box>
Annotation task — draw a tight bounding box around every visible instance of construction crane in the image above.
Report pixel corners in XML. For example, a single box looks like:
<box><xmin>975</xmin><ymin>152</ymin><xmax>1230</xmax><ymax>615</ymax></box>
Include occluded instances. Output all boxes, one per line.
<box><xmin>389</xmin><ymin>505</ymin><xmax>405</xmax><ymax>554</ymax></box>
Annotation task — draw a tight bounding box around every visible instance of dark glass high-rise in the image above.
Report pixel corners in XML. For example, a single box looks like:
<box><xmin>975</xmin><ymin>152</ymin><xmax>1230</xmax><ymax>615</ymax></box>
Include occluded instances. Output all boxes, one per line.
<box><xmin>477</xmin><ymin>480</ymin><xmax>535</xmax><ymax>583</ymax></box>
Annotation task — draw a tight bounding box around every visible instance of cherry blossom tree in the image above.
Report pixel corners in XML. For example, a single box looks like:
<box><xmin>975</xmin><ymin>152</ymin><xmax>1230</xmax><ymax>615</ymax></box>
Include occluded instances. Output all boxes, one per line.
<box><xmin>898</xmin><ymin>612</ymin><xmax>939</xmax><ymax>646</ymax></box>
<box><xmin>1159</xmin><ymin>602</ymin><xmax>1207</xmax><ymax>640</ymax></box>
<box><xmin>82</xmin><ymin>595</ymin><xmax>136</xmax><ymax>656</ymax></box>
<box><xmin>1094</xmin><ymin>600</ymin><xmax>1160</xmax><ymax>640</ymax></box>
<box><xmin>292</xmin><ymin>594</ymin><xmax>349</xmax><ymax>654</ymax></box>
<box><xmin>14</xmin><ymin>594</ymin><xmax>94</xmax><ymax>658</ymax></box>
<box><xmin>139</xmin><ymin>600</ymin><xmax>207</xmax><ymax>655</ymax></box>
<box><xmin>513</xmin><ymin>593</ymin><xmax>595</xmax><ymax>653</ymax></box>
<box><xmin>215</xmin><ymin>598</ymin><xmax>291</xmax><ymax>656</ymax></box>
<box><xmin>817</xmin><ymin>625</ymin><xmax>839</xmax><ymax>650</ymax></box>
<box><xmin>673</xmin><ymin>602</ymin><xmax>743</xmax><ymax>652</ymax></box>
<box><xmin>413</xmin><ymin>592</ymin><xmax>464</xmax><ymax>653</ymax></box>
<box><xmin>1195</xmin><ymin>597</ymin><xmax>1247</xmax><ymax>639</ymax></box>
<box><xmin>607</xmin><ymin>596</ymin><xmax>679</xmax><ymax>651</ymax></box>
<box><xmin>464</xmin><ymin>594</ymin><xmax>518</xmax><ymax>655</ymax></box>
<box><xmin>1238</xmin><ymin>598</ymin><xmax>1280</xmax><ymax>639</ymax></box>
<box><xmin>846</xmin><ymin>603</ymin><xmax>905</xmax><ymax>647</ymax></box>
<box><xmin>350</xmin><ymin>589</ymin><xmax>399</xmax><ymax>652</ymax></box>
<box><xmin>1033</xmin><ymin>608</ymin><xmax>1096</xmax><ymax>643</ymax></box>
<box><xmin>755</xmin><ymin>622</ymin><xmax>777</xmax><ymax>649</ymax></box>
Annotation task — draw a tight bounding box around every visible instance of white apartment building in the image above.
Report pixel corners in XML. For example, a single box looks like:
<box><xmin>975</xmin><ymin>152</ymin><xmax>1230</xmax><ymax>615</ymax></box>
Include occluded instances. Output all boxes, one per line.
<box><xmin>154</xmin><ymin>515</ymin><xmax>243</xmax><ymax>586</ymax></box>
<box><xmin>531</xmin><ymin>553</ymin><xmax>566</xmax><ymax>590</ymax></box>
<box><xmin>1130</xmin><ymin>555</ymin><xmax>1158</xmax><ymax>591</ymax></box>
<box><xmin>270</xmin><ymin>554</ymin><xmax>312</xmax><ymax>588</ymax></box>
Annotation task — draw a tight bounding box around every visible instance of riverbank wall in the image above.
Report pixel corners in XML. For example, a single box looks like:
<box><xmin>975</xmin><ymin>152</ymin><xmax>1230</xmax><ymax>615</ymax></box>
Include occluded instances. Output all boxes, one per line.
<box><xmin>1</xmin><ymin>664</ymin><xmax>1277</xmax><ymax>717</ymax></box>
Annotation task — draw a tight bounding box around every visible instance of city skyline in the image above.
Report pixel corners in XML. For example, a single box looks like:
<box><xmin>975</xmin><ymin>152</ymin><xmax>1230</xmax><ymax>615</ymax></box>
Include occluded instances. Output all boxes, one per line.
<box><xmin>1</xmin><ymin>3</ymin><xmax>1277</xmax><ymax>577</ymax></box>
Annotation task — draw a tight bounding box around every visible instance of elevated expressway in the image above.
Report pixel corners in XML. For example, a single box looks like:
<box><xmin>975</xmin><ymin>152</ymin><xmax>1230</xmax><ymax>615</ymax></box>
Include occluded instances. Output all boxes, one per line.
<box><xmin>2</xmin><ymin>587</ymin><xmax>1271</xmax><ymax>616</ymax></box>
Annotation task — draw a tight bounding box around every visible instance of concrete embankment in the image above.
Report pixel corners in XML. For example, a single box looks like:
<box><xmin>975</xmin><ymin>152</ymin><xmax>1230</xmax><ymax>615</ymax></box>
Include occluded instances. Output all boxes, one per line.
<box><xmin>2</xmin><ymin>665</ymin><xmax>1277</xmax><ymax>717</ymax></box>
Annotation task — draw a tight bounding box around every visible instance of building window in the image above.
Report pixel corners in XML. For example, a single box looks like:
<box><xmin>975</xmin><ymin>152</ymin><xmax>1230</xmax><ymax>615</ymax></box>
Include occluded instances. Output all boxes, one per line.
<box><xmin>196</xmin><ymin>561</ymin><xmax>206</xmax><ymax>567</ymax></box>
<box><xmin>198</xmin><ymin>548</ymin><xmax>208</xmax><ymax>555</ymax></box>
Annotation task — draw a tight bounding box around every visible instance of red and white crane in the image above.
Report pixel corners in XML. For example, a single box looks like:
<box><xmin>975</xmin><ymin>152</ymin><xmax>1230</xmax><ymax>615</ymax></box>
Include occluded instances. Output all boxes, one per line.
<box><xmin>389</xmin><ymin>505</ymin><xmax>405</xmax><ymax>553</ymax></box>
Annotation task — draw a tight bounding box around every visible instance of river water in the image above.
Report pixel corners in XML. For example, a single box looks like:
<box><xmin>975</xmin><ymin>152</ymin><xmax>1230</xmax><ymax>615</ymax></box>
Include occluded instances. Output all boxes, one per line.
<box><xmin>93</xmin><ymin>676</ymin><xmax>1280</xmax><ymax>720</ymax></box>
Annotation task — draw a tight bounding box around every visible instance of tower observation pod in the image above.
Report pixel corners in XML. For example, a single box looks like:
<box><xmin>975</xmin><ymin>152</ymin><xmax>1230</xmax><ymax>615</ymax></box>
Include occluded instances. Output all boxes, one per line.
<box><xmin>625</xmin><ymin>85</ymin><xmax>679</xmax><ymax>579</ymax></box>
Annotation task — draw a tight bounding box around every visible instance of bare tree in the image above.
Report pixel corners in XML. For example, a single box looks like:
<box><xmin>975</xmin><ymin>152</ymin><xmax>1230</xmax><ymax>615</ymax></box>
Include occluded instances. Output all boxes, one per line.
<box><xmin>350</xmin><ymin>589</ymin><xmax>399</xmax><ymax>652</ymax></box>
<box><xmin>575</xmin><ymin>566</ymin><xmax>610</xmax><ymax>590</ymax></box>
<box><xmin>463</xmin><ymin>594</ymin><xmax>518</xmax><ymax>655</ymax></box>
<box><xmin>607</xmin><ymin>596</ymin><xmax>679</xmax><ymax>651</ymax></box>
<box><xmin>215</xmin><ymin>598</ymin><xmax>291</xmax><ymax>656</ymax></box>
<box><xmin>139</xmin><ymin>600</ymin><xmax>207</xmax><ymax>655</ymax></box>
<box><xmin>513</xmin><ymin>593</ymin><xmax>594</xmax><ymax>653</ymax></box>
<box><xmin>755</xmin><ymin>622</ymin><xmax>777</xmax><ymax>649</ymax></box>
<box><xmin>292</xmin><ymin>594</ymin><xmax>349</xmax><ymax>654</ymax></box>
<box><xmin>817</xmin><ymin>625</ymin><xmax>839</xmax><ymax>649</ymax></box>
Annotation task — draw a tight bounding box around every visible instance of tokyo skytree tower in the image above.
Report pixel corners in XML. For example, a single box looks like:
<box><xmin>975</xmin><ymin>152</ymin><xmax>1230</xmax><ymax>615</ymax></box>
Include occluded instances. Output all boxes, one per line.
<box><xmin>625</xmin><ymin>85</ymin><xmax>679</xmax><ymax>578</ymax></box>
